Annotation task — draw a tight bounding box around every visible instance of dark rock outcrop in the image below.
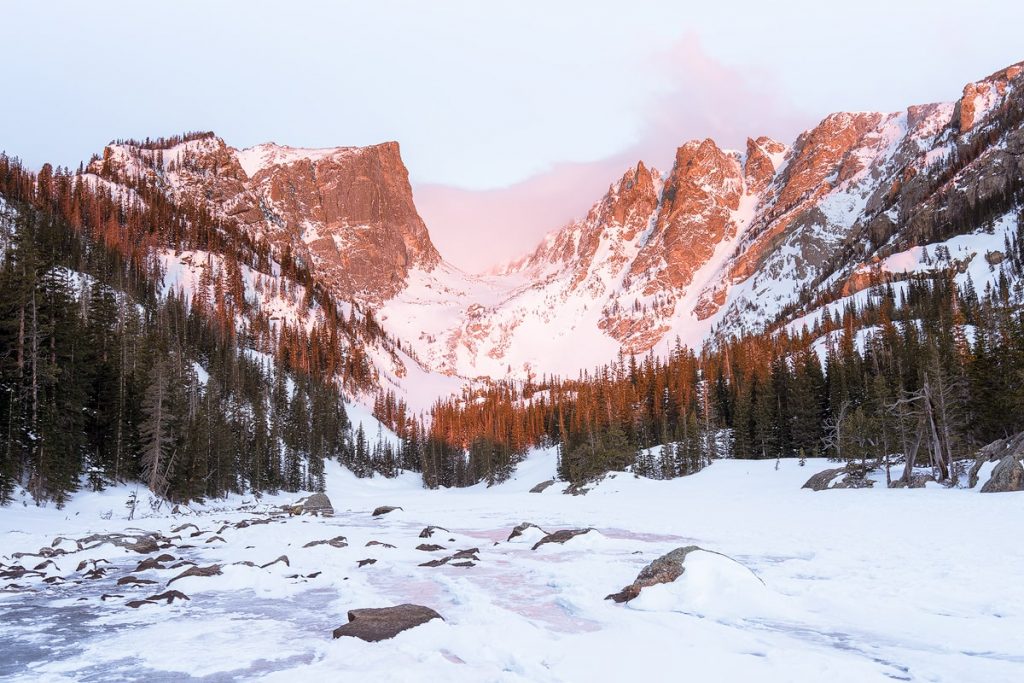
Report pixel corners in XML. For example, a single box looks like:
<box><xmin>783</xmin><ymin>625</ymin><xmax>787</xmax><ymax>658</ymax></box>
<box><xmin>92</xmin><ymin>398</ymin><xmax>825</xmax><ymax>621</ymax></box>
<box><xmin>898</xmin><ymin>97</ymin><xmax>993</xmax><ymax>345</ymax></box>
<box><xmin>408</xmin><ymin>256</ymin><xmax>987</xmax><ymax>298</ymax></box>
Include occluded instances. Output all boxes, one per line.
<box><xmin>418</xmin><ymin>526</ymin><xmax>449</xmax><ymax>538</ymax></box>
<box><xmin>529</xmin><ymin>480</ymin><xmax>555</xmax><ymax>493</ymax></box>
<box><xmin>303</xmin><ymin>536</ymin><xmax>348</xmax><ymax>549</ymax></box>
<box><xmin>531</xmin><ymin>528</ymin><xmax>592</xmax><ymax>550</ymax></box>
<box><xmin>507</xmin><ymin>522</ymin><xmax>547</xmax><ymax>542</ymax></box>
<box><xmin>803</xmin><ymin>463</ymin><xmax>874</xmax><ymax>491</ymax></box>
<box><xmin>168</xmin><ymin>564</ymin><xmax>223</xmax><ymax>586</ymax></box>
<box><xmin>285</xmin><ymin>492</ymin><xmax>335</xmax><ymax>517</ymax></box>
<box><xmin>981</xmin><ymin>455</ymin><xmax>1024</xmax><ymax>493</ymax></box>
<box><xmin>970</xmin><ymin>432</ymin><xmax>1024</xmax><ymax>488</ymax></box>
<box><xmin>605</xmin><ymin>545</ymin><xmax>761</xmax><ymax>603</ymax></box>
<box><xmin>332</xmin><ymin>604</ymin><xmax>443</xmax><ymax>642</ymax></box>
<box><xmin>372</xmin><ymin>506</ymin><xmax>402</xmax><ymax>517</ymax></box>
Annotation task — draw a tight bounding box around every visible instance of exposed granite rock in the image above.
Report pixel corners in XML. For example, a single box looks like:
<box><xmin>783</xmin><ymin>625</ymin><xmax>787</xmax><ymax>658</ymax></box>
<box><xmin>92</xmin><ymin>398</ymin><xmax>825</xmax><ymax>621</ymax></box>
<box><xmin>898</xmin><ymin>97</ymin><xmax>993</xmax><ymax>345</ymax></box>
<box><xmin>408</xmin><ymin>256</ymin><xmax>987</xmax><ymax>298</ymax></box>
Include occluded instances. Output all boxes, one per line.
<box><xmin>332</xmin><ymin>604</ymin><xmax>443</xmax><ymax>642</ymax></box>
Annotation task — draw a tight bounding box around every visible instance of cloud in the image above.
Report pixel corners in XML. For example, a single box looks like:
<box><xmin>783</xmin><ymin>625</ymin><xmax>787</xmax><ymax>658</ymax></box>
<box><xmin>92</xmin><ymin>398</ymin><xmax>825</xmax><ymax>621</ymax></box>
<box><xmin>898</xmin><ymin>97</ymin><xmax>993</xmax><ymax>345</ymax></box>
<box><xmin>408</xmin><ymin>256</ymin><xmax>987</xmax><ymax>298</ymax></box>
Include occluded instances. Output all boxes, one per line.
<box><xmin>415</xmin><ymin>36</ymin><xmax>812</xmax><ymax>273</ymax></box>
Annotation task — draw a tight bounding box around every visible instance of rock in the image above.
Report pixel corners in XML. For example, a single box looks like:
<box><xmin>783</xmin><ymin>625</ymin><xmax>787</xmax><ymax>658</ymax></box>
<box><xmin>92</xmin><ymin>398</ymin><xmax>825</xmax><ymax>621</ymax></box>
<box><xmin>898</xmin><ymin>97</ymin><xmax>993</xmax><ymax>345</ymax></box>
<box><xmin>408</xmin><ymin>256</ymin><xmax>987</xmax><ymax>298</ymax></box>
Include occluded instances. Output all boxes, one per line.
<box><xmin>168</xmin><ymin>564</ymin><xmax>223</xmax><ymax>585</ymax></box>
<box><xmin>259</xmin><ymin>555</ymin><xmax>290</xmax><ymax>569</ymax></box>
<box><xmin>889</xmin><ymin>474</ymin><xmax>935</xmax><ymax>489</ymax></box>
<box><xmin>117</xmin><ymin>575</ymin><xmax>158</xmax><ymax>586</ymax></box>
<box><xmin>418</xmin><ymin>526</ymin><xmax>448</xmax><ymax>538</ymax></box>
<box><xmin>507</xmin><ymin>522</ymin><xmax>547</xmax><ymax>542</ymax></box>
<box><xmin>372</xmin><ymin>506</ymin><xmax>402</xmax><ymax>517</ymax></box>
<box><xmin>981</xmin><ymin>454</ymin><xmax>1024</xmax><ymax>493</ymax></box>
<box><xmin>126</xmin><ymin>599</ymin><xmax>156</xmax><ymax>608</ymax></box>
<box><xmin>76</xmin><ymin>559</ymin><xmax>109</xmax><ymax>572</ymax></box>
<box><xmin>802</xmin><ymin>463</ymin><xmax>874</xmax><ymax>490</ymax></box>
<box><xmin>357</xmin><ymin>559</ymin><xmax>377</xmax><ymax>567</ymax></box>
<box><xmin>171</xmin><ymin>523</ymin><xmax>200</xmax><ymax>534</ymax></box>
<box><xmin>450</xmin><ymin>561</ymin><xmax>475</xmax><ymax>568</ymax></box>
<box><xmin>529</xmin><ymin>480</ymin><xmax>555</xmax><ymax>493</ymax></box>
<box><xmin>332</xmin><ymin>604</ymin><xmax>443</xmax><ymax>642</ymax></box>
<box><xmin>605</xmin><ymin>545</ymin><xmax>760</xmax><ymax>603</ymax></box>
<box><xmin>77</xmin><ymin>533</ymin><xmax>162</xmax><ymax>554</ymax></box>
<box><xmin>606</xmin><ymin>546</ymin><xmax>698</xmax><ymax>602</ymax></box>
<box><xmin>145</xmin><ymin>590</ymin><xmax>190</xmax><ymax>604</ymax></box>
<box><xmin>366</xmin><ymin>541</ymin><xmax>396</xmax><ymax>549</ymax></box>
<box><xmin>134</xmin><ymin>558</ymin><xmax>166</xmax><ymax>573</ymax></box>
<box><xmin>419</xmin><ymin>558</ymin><xmax>449</xmax><ymax>568</ymax></box>
<box><xmin>284</xmin><ymin>492</ymin><xmax>334</xmax><ymax>517</ymax></box>
<box><xmin>532</xmin><ymin>528</ymin><xmax>592</xmax><ymax>550</ymax></box>
<box><xmin>969</xmin><ymin>432</ymin><xmax>1024</xmax><ymax>488</ymax></box>
<box><xmin>802</xmin><ymin>467</ymin><xmax>846</xmax><ymax>491</ymax></box>
<box><xmin>303</xmin><ymin>536</ymin><xmax>348</xmax><ymax>549</ymax></box>
<box><xmin>205</xmin><ymin>535</ymin><xmax>226</xmax><ymax>543</ymax></box>
<box><xmin>415</xmin><ymin>544</ymin><xmax>445</xmax><ymax>552</ymax></box>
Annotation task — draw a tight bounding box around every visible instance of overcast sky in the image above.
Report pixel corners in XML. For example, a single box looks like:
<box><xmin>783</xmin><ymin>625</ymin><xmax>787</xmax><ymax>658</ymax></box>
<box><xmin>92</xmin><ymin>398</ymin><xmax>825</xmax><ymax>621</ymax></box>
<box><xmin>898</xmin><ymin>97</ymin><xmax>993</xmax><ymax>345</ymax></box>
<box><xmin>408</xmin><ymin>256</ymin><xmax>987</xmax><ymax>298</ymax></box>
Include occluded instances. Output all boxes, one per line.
<box><xmin>2</xmin><ymin>1</ymin><xmax>1023</xmax><ymax>270</ymax></box>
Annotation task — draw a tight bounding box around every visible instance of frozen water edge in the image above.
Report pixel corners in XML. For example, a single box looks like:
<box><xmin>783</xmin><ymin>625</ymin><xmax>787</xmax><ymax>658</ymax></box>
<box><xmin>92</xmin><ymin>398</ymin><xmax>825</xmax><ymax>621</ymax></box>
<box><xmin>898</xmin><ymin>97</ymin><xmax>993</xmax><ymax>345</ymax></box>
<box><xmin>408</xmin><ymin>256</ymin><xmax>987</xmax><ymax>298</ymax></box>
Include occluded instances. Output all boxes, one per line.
<box><xmin>1</xmin><ymin>454</ymin><xmax>1023</xmax><ymax>682</ymax></box>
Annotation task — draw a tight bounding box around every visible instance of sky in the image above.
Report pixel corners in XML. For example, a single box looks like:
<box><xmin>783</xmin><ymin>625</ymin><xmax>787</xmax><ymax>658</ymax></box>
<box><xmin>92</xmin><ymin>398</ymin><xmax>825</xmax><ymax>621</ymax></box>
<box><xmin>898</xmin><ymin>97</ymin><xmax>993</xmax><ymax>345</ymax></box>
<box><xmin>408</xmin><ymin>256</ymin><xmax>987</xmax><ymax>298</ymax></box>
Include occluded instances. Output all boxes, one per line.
<box><xmin>2</xmin><ymin>1</ymin><xmax>1023</xmax><ymax>271</ymax></box>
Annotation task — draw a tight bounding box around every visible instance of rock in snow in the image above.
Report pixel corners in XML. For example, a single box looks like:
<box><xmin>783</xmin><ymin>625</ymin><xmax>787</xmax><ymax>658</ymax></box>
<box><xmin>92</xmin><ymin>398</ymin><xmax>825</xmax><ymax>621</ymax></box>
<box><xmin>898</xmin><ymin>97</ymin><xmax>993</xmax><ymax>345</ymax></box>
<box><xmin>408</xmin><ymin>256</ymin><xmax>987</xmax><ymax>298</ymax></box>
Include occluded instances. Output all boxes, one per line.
<box><xmin>507</xmin><ymin>522</ymin><xmax>547</xmax><ymax>542</ymax></box>
<box><xmin>332</xmin><ymin>604</ymin><xmax>443</xmax><ymax>642</ymax></box>
<box><xmin>529</xmin><ymin>480</ymin><xmax>555</xmax><ymax>493</ymax></box>
<box><xmin>606</xmin><ymin>545</ymin><xmax>757</xmax><ymax>603</ymax></box>
<box><xmin>283</xmin><ymin>492</ymin><xmax>334</xmax><ymax>517</ymax></box>
<box><xmin>531</xmin><ymin>528</ymin><xmax>592</xmax><ymax>550</ymax></box>
<box><xmin>980</xmin><ymin>455</ymin><xmax>1024</xmax><ymax>493</ymax></box>
<box><xmin>372</xmin><ymin>506</ymin><xmax>403</xmax><ymax>517</ymax></box>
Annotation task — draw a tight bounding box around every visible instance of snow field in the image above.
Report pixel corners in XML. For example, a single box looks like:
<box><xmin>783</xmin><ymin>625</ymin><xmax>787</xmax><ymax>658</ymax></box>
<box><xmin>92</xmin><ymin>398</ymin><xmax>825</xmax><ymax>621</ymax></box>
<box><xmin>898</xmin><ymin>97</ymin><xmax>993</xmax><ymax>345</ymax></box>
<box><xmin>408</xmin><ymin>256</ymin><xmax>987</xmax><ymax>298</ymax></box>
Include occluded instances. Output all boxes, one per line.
<box><xmin>1</xmin><ymin>454</ymin><xmax>1022</xmax><ymax>681</ymax></box>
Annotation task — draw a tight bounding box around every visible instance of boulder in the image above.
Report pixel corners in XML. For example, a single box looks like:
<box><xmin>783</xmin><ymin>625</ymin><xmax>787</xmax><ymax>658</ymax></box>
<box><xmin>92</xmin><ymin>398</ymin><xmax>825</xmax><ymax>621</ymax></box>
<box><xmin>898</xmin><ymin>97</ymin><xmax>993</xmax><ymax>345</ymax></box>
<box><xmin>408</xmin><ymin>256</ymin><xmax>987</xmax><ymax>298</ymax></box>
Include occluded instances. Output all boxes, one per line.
<box><xmin>801</xmin><ymin>467</ymin><xmax>846</xmax><ymax>491</ymax></box>
<box><xmin>605</xmin><ymin>545</ymin><xmax>761</xmax><ymax>603</ymax></box>
<box><xmin>332</xmin><ymin>604</ymin><xmax>443</xmax><ymax>642</ymax></box>
<box><xmin>300</xmin><ymin>492</ymin><xmax>334</xmax><ymax>517</ymax></box>
<box><xmin>889</xmin><ymin>473</ymin><xmax>935</xmax><ymax>489</ymax></box>
<box><xmin>529</xmin><ymin>480</ymin><xmax>555</xmax><ymax>493</ymax></box>
<box><xmin>357</xmin><ymin>559</ymin><xmax>377</xmax><ymax>567</ymax></box>
<box><xmin>372</xmin><ymin>505</ymin><xmax>402</xmax><ymax>517</ymax></box>
<box><xmin>168</xmin><ymin>564</ymin><xmax>222</xmax><ymax>586</ymax></box>
<box><xmin>259</xmin><ymin>555</ymin><xmax>290</xmax><ymax>569</ymax></box>
<box><xmin>981</xmin><ymin>454</ymin><xmax>1024</xmax><ymax>493</ymax></box>
<box><xmin>117</xmin><ymin>575</ymin><xmax>157</xmax><ymax>586</ymax></box>
<box><xmin>532</xmin><ymin>528</ymin><xmax>592</xmax><ymax>550</ymax></box>
<box><xmin>970</xmin><ymin>432</ymin><xmax>1024</xmax><ymax>488</ymax></box>
<box><xmin>303</xmin><ymin>536</ymin><xmax>348</xmax><ymax>549</ymax></box>
<box><xmin>416</xmin><ymin>544</ymin><xmax>446</xmax><ymax>552</ymax></box>
<box><xmin>145</xmin><ymin>590</ymin><xmax>190</xmax><ymax>604</ymax></box>
<box><xmin>507</xmin><ymin>522</ymin><xmax>547</xmax><ymax>542</ymax></box>
<box><xmin>418</xmin><ymin>526</ymin><xmax>449</xmax><ymax>538</ymax></box>
<box><xmin>802</xmin><ymin>463</ymin><xmax>874</xmax><ymax>490</ymax></box>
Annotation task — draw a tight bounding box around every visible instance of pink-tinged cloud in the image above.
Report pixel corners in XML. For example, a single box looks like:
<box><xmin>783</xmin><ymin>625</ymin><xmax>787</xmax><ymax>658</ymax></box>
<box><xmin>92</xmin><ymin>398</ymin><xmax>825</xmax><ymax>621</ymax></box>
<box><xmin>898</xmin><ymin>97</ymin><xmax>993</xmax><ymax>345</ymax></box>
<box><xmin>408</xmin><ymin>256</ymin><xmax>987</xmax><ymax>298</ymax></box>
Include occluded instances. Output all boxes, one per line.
<box><xmin>416</xmin><ymin>37</ymin><xmax>813</xmax><ymax>273</ymax></box>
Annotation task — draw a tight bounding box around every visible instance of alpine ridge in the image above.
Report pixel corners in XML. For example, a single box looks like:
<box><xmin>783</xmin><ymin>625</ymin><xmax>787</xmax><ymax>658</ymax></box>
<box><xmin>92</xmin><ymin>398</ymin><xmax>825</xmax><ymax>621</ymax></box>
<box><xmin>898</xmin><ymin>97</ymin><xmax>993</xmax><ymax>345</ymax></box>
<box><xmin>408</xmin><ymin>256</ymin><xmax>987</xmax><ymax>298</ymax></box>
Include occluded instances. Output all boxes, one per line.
<box><xmin>70</xmin><ymin>59</ymin><xmax>1024</xmax><ymax>403</ymax></box>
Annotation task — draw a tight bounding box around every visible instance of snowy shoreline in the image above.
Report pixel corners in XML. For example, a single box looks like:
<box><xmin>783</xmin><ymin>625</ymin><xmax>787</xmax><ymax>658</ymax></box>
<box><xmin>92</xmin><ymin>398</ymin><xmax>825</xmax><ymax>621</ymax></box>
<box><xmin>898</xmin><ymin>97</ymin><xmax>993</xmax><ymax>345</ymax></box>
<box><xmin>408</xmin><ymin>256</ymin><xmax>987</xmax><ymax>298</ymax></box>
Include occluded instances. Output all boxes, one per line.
<box><xmin>2</xmin><ymin>455</ymin><xmax>1023</xmax><ymax>682</ymax></box>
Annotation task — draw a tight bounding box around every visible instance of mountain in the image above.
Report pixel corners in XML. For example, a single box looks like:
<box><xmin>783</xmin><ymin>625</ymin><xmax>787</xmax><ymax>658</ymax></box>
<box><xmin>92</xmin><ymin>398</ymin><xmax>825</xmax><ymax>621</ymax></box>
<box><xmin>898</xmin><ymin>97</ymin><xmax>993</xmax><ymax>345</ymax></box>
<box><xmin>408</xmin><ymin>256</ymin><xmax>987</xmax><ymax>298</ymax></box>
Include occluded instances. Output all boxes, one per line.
<box><xmin>378</xmin><ymin>60</ymin><xmax>1024</xmax><ymax>383</ymax></box>
<box><xmin>92</xmin><ymin>136</ymin><xmax>439</xmax><ymax>305</ymax></box>
<box><xmin>46</xmin><ymin>60</ymin><xmax>1024</xmax><ymax>401</ymax></box>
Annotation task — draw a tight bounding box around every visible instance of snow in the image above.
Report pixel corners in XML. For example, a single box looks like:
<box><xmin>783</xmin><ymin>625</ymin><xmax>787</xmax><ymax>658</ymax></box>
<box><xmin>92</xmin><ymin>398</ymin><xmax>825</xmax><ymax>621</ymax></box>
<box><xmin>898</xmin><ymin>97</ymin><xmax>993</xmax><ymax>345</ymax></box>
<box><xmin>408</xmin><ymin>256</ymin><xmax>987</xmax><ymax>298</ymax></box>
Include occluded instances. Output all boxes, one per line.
<box><xmin>235</xmin><ymin>143</ymin><xmax>361</xmax><ymax>179</ymax></box>
<box><xmin>3</xmin><ymin>455</ymin><xmax>1022</xmax><ymax>682</ymax></box>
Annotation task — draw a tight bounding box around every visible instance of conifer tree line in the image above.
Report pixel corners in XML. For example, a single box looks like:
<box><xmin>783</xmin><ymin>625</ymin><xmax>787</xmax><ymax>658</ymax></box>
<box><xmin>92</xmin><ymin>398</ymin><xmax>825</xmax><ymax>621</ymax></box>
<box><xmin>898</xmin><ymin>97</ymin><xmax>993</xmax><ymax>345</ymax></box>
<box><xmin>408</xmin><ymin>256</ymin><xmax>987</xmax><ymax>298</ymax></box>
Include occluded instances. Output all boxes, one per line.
<box><xmin>421</xmin><ymin>204</ymin><xmax>1024</xmax><ymax>487</ymax></box>
<box><xmin>0</xmin><ymin>153</ymin><xmax>399</xmax><ymax>506</ymax></box>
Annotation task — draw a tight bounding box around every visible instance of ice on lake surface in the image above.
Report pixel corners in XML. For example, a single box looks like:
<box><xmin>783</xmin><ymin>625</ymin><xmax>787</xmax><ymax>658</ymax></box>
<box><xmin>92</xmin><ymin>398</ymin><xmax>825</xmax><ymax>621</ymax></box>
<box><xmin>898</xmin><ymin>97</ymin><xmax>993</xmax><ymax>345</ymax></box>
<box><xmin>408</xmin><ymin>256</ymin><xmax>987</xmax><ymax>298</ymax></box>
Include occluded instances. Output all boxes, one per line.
<box><xmin>2</xmin><ymin>452</ymin><xmax>1023</xmax><ymax>682</ymax></box>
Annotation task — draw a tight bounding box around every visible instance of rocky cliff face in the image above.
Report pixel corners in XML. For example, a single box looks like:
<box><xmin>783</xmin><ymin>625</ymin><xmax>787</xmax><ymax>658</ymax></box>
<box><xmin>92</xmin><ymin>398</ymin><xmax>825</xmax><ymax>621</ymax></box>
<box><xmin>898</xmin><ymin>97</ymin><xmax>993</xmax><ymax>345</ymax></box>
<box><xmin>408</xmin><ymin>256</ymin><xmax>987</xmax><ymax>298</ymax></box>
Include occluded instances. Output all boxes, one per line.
<box><xmin>380</xmin><ymin>60</ymin><xmax>1024</xmax><ymax>381</ymax></box>
<box><xmin>87</xmin><ymin>60</ymin><xmax>1024</xmax><ymax>391</ymax></box>
<box><xmin>91</xmin><ymin>137</ymin><xmax>439</xmax><ymax>304</ymax></box>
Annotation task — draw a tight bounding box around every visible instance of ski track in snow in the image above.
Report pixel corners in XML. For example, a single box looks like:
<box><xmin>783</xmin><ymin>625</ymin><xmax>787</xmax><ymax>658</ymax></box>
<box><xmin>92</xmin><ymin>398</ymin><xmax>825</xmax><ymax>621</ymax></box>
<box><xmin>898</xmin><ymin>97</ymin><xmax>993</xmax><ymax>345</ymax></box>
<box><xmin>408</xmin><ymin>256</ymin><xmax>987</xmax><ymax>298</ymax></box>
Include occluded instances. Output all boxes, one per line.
<box><xmin>2</xmin><ymin>455</ymin><xmax>1023</xmax><ymax>682</ymax></box>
